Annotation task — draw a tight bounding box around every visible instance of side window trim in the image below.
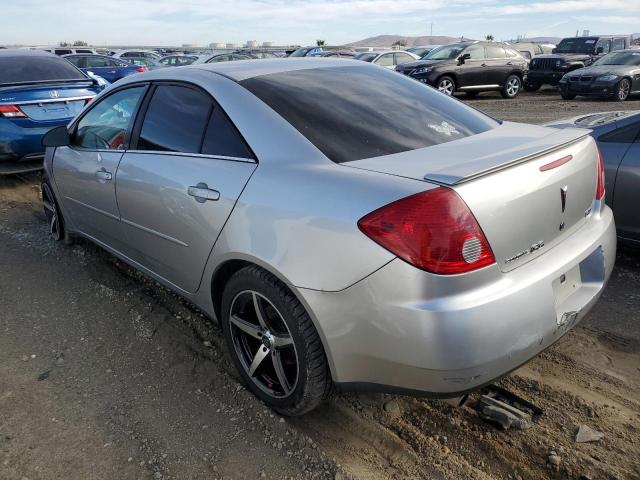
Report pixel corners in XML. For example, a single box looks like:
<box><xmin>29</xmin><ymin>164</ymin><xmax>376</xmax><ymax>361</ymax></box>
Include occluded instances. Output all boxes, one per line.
<box><xmin>68</xmin><ymin>82</ymin><xmax>150</xmax><ymax>152</ymax></box>
<box><xmin>129</xmin><ymin>80</ymin><xmax>257</xmax><ymax>162</ymax></box>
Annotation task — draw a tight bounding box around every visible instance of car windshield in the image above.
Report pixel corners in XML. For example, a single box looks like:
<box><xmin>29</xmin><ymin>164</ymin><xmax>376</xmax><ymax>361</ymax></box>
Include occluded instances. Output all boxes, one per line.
<box><xmin>241</xmin><ymin>65</ymin><xmax>498</xmax><ymax>164</ymax></box>
<box><xmin>0</xmin><ymin>55</ymin><xmax>87</xmax><ymax>85</ymax></box>
<box><xmin>289</xmin><ymin>48</ymin><xmax>313</xmax><ymax>57</ymax></box>
<box><xmin>355</xmin><ymin>53</ymin><xmax>377</xmax><ymax>62</ymax></box>
<box><xmin>424</xmin><ymin>44</ymin><xmax>465</xmax><ymax>60</ymax></box>
<box><xmin>593</xmin><ymin>51</ymin><xmax>640</xmax><ymax>66</ymax></box>
<box><xmin>555</xmin><ymin>38</ymin><xmax>597</xmax><ymax>54</ymax></box>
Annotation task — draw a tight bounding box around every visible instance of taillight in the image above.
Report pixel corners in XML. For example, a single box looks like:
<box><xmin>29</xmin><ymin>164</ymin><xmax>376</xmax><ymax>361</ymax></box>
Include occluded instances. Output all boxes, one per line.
<box><xmin>0</xmin><ymin>105</ymin><xmax>27</xmax><ymax>118</ymax></box>
<box><xmin>85</xmin><ymin>97</ymin><xmax>93</xmax><ymax>105</ymax></box>
<box><xmin>135</xmin><ymin>67</ymin><xmax>146</xmax><ymax>72</ymax></box>
<box><xmin>358</xmin><ymin>187</ymin><xmax>496</xmax><ymax>275</ymax></box>
<box><xmin>595</xmin><ymin>144</ymin><xmax>605</xmax><ymax>201</ymax></box>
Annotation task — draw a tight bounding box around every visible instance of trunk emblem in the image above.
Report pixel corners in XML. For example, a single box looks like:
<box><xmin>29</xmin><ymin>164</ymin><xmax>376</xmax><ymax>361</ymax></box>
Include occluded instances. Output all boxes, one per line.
<box><xmin>560</xmin><ymin>185</ymin><xmax>568</xmax><ymax>213</ymax></box>
<box><xmin>48</xmin><ymin>90</ymin><xmax>60</xmax><ymax>99</ymax></box>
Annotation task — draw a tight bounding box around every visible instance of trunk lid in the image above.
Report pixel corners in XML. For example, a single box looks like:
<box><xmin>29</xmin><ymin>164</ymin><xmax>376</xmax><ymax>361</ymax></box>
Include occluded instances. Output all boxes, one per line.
<box><xmin>346</xmin><ymin>122</ymin><xmax>597</xmax><ymax>272</ymax></box>
<box><xmin>0</xmin><ymin>82</ymin><xmax>96</xmax><ymax>125</ymax></box>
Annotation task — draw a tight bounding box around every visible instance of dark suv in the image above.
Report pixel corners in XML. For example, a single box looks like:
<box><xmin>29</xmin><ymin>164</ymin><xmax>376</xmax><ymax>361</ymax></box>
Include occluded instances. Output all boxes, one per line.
<box><xmin>395</xmin><ymin>41</ymin><xmax>528</xmax><ymax>99</ymax></box>
<box><xmin>525</xmin><ymin>35</ymin><xmax>632</xmax><ymax>90</ymax></box>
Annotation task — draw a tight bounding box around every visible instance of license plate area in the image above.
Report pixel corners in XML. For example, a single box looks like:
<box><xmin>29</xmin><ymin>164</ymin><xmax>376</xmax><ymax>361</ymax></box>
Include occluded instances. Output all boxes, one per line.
<box><xmin>552</xmin><ymin>246</ymin><xmax>605</xmax><ymax>327</ymax></box>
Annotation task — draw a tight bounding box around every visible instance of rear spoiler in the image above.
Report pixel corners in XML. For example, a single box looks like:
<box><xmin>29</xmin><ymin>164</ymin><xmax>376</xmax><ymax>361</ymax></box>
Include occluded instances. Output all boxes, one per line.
<box><xmin>0</xmin><ymin>79</ymin><xmax>95</xmax><ymax>93</ymax></box>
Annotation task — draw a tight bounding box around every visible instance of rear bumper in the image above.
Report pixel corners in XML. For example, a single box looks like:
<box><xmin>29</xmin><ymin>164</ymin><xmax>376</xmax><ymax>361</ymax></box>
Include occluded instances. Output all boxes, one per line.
<box><xmin>299</xmin><ymin>205</ymin><xmax>616</xmax><ymax>395</ymax></box>
<box><xmin>0</xmin><ymin>120</ymin><xmax>63</xmax><ymax>165</ymax></box>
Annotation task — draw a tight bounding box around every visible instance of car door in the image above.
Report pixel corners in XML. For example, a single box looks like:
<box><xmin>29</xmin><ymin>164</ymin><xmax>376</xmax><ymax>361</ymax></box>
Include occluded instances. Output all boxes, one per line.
<box><xmin>483</xmin><ymin>45</ymin><xmax>510</xmax><ymax>85</ymax></box>
<box><xmin>115</xmin><ymin>83</ymin><xmax>257</xmax><ymax>293</ymax></box>
<box><xmin>52</xmin><ymin>85</ymin><xmax>148</xmax><ymax>251</ymax></box>
<box><xmin>375</xmin><ymin>53</ymin><xmax>395</xmax><ymax>69</ymax></box>
<box><xmin>457</xmin><ymin>44</ymin><xmax>486</xmax><ymax>87</ymax></box>
<box><xmin>608</xmin><ymin>122</ymin><xmax>640</xmax><ymax>241</ymax></box>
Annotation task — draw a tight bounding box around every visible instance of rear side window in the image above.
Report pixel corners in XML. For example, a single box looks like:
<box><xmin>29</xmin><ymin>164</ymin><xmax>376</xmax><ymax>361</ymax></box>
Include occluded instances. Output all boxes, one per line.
<box><xmin>599</xmin><ymin>123</ymin><xmax>640</xmax><ymax>144</ymax></box>
<box><xmin>0</xmin><ymin>55</ymin><xmax>86</xmax><ymax>85</ymax></box>
<box><xmin>202</xmin><ymin>107</ymin><xmax>253</xmax><ymax>158</ymax></box>
<box><xmin>138</xmin><ymin>85</ymin><xmax>212</xmax><ymax>153</ymax></box>
<box><xmin>86</xmin><ymin>56</ymin><xmax>113</xmax><ymax>68</ymax></box>
<box><xmin>240</xmin><ymin>66</ymin><xmax>498</xmax><ymax>163</ymax></box>
<box><xmin>485</xmin><ymin>46</ymin><xmax>506</xmax><ymax>58</ymax></box>
<box><xmin>612</xmin><ymin>38</ymin><xmax>626</xmax><ymax>51</ymax></box>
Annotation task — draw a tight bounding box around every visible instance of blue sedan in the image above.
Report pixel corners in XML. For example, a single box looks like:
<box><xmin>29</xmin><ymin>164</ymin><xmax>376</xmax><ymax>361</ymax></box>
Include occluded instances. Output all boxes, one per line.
<box><xmin>546</xmin><ymin>110</ymin><xmax>640</xmax><ymax>246</ymax></box>
<box><xmin>64</xmin><ymin>54</ymin><xmax>145</xmax><ymax>83</ymax></box>
<box><xmin>0</xmin><ymin>49</ymin><xmax>103</xmax><ymax>174</ymax></box>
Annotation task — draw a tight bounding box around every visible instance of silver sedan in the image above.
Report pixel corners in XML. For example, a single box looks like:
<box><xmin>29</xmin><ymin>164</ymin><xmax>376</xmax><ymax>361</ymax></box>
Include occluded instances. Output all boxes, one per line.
<box><xmin>41</xmin><ymin>59</ymin><xmax>616</xmax><ymax>415</ymax></box>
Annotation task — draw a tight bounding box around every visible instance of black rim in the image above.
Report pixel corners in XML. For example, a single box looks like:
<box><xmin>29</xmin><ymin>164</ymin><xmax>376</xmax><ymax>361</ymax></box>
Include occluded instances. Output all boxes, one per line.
<box><xmin>229</xmin><ymin>290</ymin><xmax>299</xmax><ymax>398</ymax></box>
<box><xmin>42</xmin><ymin>183</ymin><xmax>61</xmax><ymax>241</ymax></box>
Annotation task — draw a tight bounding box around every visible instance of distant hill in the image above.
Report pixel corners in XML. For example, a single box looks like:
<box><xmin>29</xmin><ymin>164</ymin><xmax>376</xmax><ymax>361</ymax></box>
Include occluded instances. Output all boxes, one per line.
<box><xmin>508</xmin><ymin>37</ymin><xmax>561</xmax><ymax>44</ymax></box>
<box><xmin>345</xmin><ymin>35</ymin><xmax>472</xmax><ymax>48</ymax></box>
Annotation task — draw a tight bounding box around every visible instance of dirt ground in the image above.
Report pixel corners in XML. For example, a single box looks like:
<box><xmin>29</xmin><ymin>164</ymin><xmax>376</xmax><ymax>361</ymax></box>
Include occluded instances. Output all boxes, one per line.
<box><xmin>1</xmin><ymin>89</ymin><xmax>639</xmax><ymax>480</ymax></box>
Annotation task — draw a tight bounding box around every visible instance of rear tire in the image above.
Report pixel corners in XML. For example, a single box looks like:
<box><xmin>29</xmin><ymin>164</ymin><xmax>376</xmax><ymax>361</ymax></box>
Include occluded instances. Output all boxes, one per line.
<box><xmin>221</xmin><ymin>266</ymin><xmax>332</xmax><ymax>416</ymax></box>
<box><xmin>436</xmin><ymin>76</ymin><xmax>456</xmax><ymax>96</ymax></box>
<box><xmin>501</xmin><ymin>75</ymin><xmax>521</xmax><ymax>99</ymax></box>
<box><xmin>614</xmin><ymin>78</ymin><xmax>630</xmax><ymax>102</ymax></box>
<box><xmin>524</xmin><ymin>82</ymin><xmax>541</xmax><ymax>92</ymax></box>
<box><xmin>41</xmin><ymin>179</ymin><xmax>72</xmax><ymax>244</ymax></box>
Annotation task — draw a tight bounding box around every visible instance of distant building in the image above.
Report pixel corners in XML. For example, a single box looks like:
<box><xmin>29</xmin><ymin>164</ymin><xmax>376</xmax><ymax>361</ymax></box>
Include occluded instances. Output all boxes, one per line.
<box><xmin>209</xmin><ymin>42</ymin><xmax>226</xmax><ymax>49</ymax></box>
<box><xmin>182</xmin><ymin>44</ymin><xmax>199</xmax><ymax>48</ymax></box>
<box><xmin>262</xmin><ymin>41</ymin><xmax>273</xmax><ymax>47</ymax></box>
<box><xmin>245</xmin><ymin>40</ymin><xmax>258</xmax><ymax>48</ymax></box>
<box><xmin>226</xmin><ymin>43</ymin><xmax>238</xmax><ymax>49</ymax></box>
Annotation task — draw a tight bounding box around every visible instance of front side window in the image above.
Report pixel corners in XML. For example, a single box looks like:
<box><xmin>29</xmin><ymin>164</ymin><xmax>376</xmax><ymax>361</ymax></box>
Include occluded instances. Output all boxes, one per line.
<box><xmin>65</xmin><ymin>56</ymin><xmax>85</xmax><ymax>68</ymax></box>
<box><xmin>74</xmin><ymin>86</ymin><xmax>145</xmax><ymax>150</ymax></box>
<box><xmin>425</xmin><ymin>43</ymin><xmax>466</xmax><ymax>60</ymax></box>
<box><xmin>612</xmin><ymin>38</ymin><xmax>626</xmax><ymax>51</ymax></box>
<box><xmin>595</xmin><ymin>39</ymin><xmax>611</xmax><ymax>55</ymax></box>
<box><xmin>240</xmin><ymin>66</ymin><xmax>498</xmax><ymax>163</ymax></box>
<box><xmin>465</xmin><ymin>45</ymin><xmax>485</xmax><ymax>60</ymax></box>
<box><xmin>137</xmin><ymin>85</ymin><xmax>212</xmax><ymax>153</ymax></box>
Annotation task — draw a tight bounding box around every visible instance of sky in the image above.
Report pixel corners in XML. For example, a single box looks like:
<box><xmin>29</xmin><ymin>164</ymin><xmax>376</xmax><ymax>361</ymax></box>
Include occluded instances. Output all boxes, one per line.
<box><xmin>2</xmin><ymin>0</ymin><xmax>639</xmax><ymax>46</ymax></box>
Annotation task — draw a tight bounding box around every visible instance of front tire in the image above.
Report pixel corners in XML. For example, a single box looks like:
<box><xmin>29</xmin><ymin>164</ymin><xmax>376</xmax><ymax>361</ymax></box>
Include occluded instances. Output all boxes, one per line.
<box><xmin>221</xmin><ymin>266</ymin><xmax>332</xmax><ymax>416</ymax></box>
<box><xmin>41</xmin><ymin>180</ymin><xmax>71</xmax><ymax>244</ymax></box>
<box><xmin>501</xmin><ymin>75</ymin><xmax>521</xmax><ymax>99</ymax></box>
<box><xmin>615</xmin><ymin>78</ymin><xmax>630</xmax><ymax>102</ymax></box>
<box><xmin>436</xmin><ymin>76</ymin><xmax>456</xmax><ymax>96</ymax></box>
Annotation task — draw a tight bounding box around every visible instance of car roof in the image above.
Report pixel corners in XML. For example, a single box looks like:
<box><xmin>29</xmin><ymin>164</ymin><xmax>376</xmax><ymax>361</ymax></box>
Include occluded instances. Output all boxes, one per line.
<box><xmin>166</xmin><ymin>58</ymin><xmax>374</xmax><ymax>82</ymax></box>
<box><xmin>0</xmin><ymin>48</ymin><xmax>57</xmax><ymax>57</ymax></box>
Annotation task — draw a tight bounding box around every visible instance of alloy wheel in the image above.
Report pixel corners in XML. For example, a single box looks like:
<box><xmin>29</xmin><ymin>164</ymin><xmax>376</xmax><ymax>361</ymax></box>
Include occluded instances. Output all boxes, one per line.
<box><xmin>438</xmin><ymin>79</ymin><xmax>454</xmax><ymax>95</ymax></box>
<box><xmin>618</xmin><ymin>79</ymin><xmax>630</xmax><ymax>101</ymax></box>
<box><xmin>42</xmin><ymin>182</ymin><xmax>62</xmax><ymax>241</ymax></box>
<box><xmin>229</xmin><ymin>290</ymin><xmax>299</xmax><ymax>398</ymax></box>
<box><xmin>506</xmin><ymin>77</ymin><xmax>521</xmax><ymax>97</ymax></box>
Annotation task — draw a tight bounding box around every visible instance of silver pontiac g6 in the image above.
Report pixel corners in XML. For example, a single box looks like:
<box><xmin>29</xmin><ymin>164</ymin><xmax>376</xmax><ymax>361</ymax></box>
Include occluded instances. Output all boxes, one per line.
<box><xmin>42</xmin><ymin>59</ymin><xmax>616</xmax><ymax>415</ymax></box>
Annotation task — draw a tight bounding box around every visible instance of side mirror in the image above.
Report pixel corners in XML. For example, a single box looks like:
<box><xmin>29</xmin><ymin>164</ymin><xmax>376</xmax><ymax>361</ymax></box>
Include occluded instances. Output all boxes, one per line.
<box><xmin>42</xmin><ymin>125</ymin><xmax>70</xmax><ymax>147</ymax></box>
<box><xmin>458</xmin><ymin>53</ymin><xmax>471</xmax><ymax>63</ymax></box>
<box><xmin>596</xmin><ymin>46</ymin><xmax>604</xmax><ymax>54</ymax></box>
<box><xmin>552</xmin><ymin>47</ymin><xmax>557</xmax><ymax>54</ymax></box>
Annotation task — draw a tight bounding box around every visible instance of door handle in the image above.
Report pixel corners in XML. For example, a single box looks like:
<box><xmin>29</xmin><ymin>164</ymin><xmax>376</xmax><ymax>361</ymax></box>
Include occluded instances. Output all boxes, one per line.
<box><xmin>188</xmin><ymin>183</ymin><xmax>220</xmax><ymax>203</ymax></box>
<box><xmin>95</xmin><ymin>168</ymin><xmax>112</xmax><ymax>182</ymax></box>
<box><xmin>481</xmin><ymin>63</ymin><xmax>488</xmax><ymax>67</ymax></box>
<box><xmin>506</xmin><ymin>61</ymin><xmax>513</xmax><ymax>66</ymax></box>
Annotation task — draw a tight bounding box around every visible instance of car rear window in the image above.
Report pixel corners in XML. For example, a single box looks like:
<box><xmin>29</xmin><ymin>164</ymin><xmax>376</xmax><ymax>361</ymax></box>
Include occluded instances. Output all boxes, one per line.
<box><xmin>240</xmin><ymin>66</ymin><xmax>498</xmax><ymax>163</ymax></box>
<box><xmin>0</xmin><ymin>55</ymin><xmax>87</xmax><ymax>85</ymax></box>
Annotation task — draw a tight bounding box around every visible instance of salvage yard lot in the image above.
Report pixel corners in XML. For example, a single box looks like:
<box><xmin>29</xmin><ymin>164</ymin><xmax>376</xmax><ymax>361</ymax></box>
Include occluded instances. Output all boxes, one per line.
<box><xmin>1</xmin><ymin>90</ymin><xmax>639</xmax><ymax>480</ymax></box>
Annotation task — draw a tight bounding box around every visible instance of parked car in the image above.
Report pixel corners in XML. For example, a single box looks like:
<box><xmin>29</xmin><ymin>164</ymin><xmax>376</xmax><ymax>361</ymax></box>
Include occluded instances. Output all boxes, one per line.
<box><xmin>192</xmin><ymin>53</ymin><xmax>252</xmax><ymax>64</ymax></box>
<box><xmin>64</xmin><ymin>54</ymin><xmax>145</xmax><ymax>83</ymax></box>
<box><xmin>509</xmin><ymin>42</ymin><xmax>555</xmax><ymax>61</ymax></box>
<box><xmin>112</xmin><ymin>50</ymin><xmax>161</xmax><ymax>60</ymax></box>
<box><xmin>288</xmin><ymin>46</ymin><xmax>346</xmax><ymax>57</ymax></box>
<box><xmin>525</xmin><ymin>35</ymin><xmax>633</xmax><ymax>91</ymax></box>
<box><xmin>0</xmin><ymin>49</ymin><xmax>102</xmax><ymax>174</ymax></box>
<box><xmin>407</xmin><ymin>45</ymin><xmax>442</xmax><ymax>58</ymax></box>
<box><xmin>558</xmin><ymin>49</ymin><xmax>640</xmax><ymax>101</ymax></box>
<box><xmin>316</xmin><ymin>50</ymin><xmax>356</xmax><ymax>58</ymax></box>
<box><xmin>33</xmin><ymin>46</ymin><xmax>98</xmax><ymax>56</ymax></box>
<box><xmin>235</xmin><ymin>50</ymin><xmax>279</xmax><ymax>59</ymax></box>
<box><xmin>126</xmin><ymin>57</ymin><xmax>166</xmax><ymax>70</ymax></box>
<box><xmin>158</xmin><ymin>55</ymin><xmax>199</xmax><ymax>67</ymax></box>
<box><xmin>395</xmin><ymin>41</ymin><xmax>528</xmax><ymax>98</ymax></box>
<box><xmin>545</xmin><ymin>110</ymin><xmax>639</xmax><ymax>245</ymax></box>
<box><xmin>354</xmin><ymin>50</ymin><xmax>419</xmax><ymax>69</ymax></box>
<box><xmin>41</xmin><ymin>59</ymin><xmax>614</xmax><ymax>415</ymax></box>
